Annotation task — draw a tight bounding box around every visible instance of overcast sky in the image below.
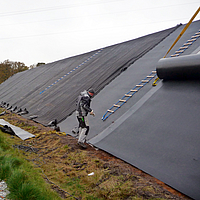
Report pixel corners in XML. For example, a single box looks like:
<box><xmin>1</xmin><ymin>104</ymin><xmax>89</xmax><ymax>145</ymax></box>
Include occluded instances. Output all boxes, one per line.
<box><xmin>0</xmin><ymin>0</ymin><xmax>199</xmax><ymax>66</ymax></box>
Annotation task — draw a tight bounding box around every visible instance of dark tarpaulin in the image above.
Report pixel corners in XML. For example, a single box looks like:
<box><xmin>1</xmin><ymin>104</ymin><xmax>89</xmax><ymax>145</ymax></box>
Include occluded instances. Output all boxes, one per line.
<box><xmin>0</xmin><ymin>26</ymin><xmax>178</xmax><ymax>126</ymax></box>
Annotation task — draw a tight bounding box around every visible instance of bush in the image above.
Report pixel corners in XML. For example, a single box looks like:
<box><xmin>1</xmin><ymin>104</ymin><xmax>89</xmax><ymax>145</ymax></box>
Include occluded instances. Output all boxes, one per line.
<box><xmin>7</xmin><ymin>169</ymin><xmax>27</xmax><ymax>194</ymax></box>
<box><xmin>0</xmin><ymin>162</ymin><xmax>12</xmax><ymax>180</ymax></box>
<box><xmin>9</xmin><ymin>181</ymin><xmax>42</xmax><ymax>200</ymax></box>
<box><xmin>0</xmin><ymin>155</ymin><xmax>23</xmax><ymax>180</ymax></box>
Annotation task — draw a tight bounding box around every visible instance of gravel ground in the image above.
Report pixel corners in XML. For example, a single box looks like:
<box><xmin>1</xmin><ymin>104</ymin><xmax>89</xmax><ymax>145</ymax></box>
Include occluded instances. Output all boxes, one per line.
<box><xmin>0</xmin><ymin>181</ymin><xmax>10</xmax><ymax>200</ymax></box>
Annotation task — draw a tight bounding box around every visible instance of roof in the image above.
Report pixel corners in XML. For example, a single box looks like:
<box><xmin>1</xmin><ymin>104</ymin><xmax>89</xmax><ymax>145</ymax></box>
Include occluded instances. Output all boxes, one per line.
<box><xmin>1</xmin><ymin>19</ymin><xmax>200</xmax><ymax>199</ymax></box>
<box><xmin>60</xmin><ymin>20</ymin><xmax>200</xmax><ymax>199</ymax></box>
<box><xmin>0</xmin><ymin>25</ymin><xmax>177</xmax><ymax>125</ymax></box>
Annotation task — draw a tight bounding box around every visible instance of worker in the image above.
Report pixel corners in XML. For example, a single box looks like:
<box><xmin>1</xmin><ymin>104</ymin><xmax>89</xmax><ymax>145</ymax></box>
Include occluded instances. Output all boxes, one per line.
<box><xmin>73</xmin><ymin>88</ymin><xmax>95</xmax><ymax>148</ymax></box>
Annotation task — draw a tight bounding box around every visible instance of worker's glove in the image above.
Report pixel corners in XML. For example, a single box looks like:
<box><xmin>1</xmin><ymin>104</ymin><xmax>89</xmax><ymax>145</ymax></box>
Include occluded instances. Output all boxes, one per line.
<box><xmin>90</xmin><ymin>110</ymin><xmax>95</xmax><ymax>116</ymax></box>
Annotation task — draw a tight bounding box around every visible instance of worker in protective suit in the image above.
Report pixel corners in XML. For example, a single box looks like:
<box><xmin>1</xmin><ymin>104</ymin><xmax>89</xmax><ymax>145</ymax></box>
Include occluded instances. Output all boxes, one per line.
<box><xmin>73</xmin><ymin>88</ymin><xmax>95</xmax><ymax>148</ymax></box>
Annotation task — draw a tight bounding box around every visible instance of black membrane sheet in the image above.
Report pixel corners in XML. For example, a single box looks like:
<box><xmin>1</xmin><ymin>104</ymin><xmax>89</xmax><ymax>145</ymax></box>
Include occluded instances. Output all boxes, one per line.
<box><xmin>91</xmin><ymin>80</ymin><xmax>200</xmax><ymax>200</ymax></box>
<box><xmin>0</xmin><ymin>26</ymin><xmax>177</xmax><ymax>126</ymax></box>
<box><xmin>1</xmin><ymin>20</ymin><xmax>200</xmax><ymax>199</ymax></box>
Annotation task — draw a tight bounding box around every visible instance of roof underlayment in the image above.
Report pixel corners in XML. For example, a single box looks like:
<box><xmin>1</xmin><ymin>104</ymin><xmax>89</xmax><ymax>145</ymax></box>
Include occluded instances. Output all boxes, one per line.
<box><xmin>0</xmin><ymin>25</ymin><xmax>177</xmax><ymax>125</ymax></box>
<box><xmin>0</xmin><ymin>20</ymin><xmax>200</xmax><ymax>199</ymax></box>
<box><xmin>61</xmin><ymin>20</ymin><xmax>200</xmax><ymax>200</ymax></box>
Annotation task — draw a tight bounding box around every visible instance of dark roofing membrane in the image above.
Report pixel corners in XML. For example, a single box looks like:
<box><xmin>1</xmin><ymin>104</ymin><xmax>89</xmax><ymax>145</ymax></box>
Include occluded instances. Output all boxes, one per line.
<box><xmin>1</xmin><ymin>19</ymin><xmax>200</xmax><ymax>199</ymax></box>
<box><xmin>60</xmin><ymin>20</ymin><xmax>200</xmax><ymax>199</ymax></box>
<box><xmin>0</xmin><ymin>25</ymin><xmax>177</xmax><ymax>125</ymax></box>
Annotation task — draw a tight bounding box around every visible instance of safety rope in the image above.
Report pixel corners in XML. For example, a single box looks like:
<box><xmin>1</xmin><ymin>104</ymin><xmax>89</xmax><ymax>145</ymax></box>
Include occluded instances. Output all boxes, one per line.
<box><xmin>40</xmin><ymin>49</ymin><xmax>104</xmax><ymax>94</ymax></box>
<box><xmin>102</xmin><ymin>70</ymin><xmax>157</xmax><ymax>121</ymax></box>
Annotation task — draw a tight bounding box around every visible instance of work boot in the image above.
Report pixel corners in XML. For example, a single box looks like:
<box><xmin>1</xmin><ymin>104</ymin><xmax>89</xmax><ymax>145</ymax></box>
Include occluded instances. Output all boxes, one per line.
<box><xmin>78</xmin><ymin>142</ymin><xmax>87</xmax><ymax>149</ymax></box>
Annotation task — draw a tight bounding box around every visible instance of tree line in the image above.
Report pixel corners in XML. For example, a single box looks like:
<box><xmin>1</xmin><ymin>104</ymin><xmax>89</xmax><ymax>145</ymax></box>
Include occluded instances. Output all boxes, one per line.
<box><xmin>0</xmin><ymin>60</ymin><xmax>45</xmax><ymax>84</ymax></box>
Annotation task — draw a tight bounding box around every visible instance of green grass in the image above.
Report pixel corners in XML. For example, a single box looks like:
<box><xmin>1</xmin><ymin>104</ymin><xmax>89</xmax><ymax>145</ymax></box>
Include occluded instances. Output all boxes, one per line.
<box><xmin>0</xmin><ymin>132</ymin><xmax>62</xmax><ymax>200</ymax></box>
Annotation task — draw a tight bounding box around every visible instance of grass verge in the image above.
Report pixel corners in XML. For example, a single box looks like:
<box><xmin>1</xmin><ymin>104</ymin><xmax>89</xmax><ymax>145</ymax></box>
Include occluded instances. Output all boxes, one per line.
<box><xmin>0</xmin><ymin>131</ymin><xmax>62</xmax><ymax>200</ymax></box>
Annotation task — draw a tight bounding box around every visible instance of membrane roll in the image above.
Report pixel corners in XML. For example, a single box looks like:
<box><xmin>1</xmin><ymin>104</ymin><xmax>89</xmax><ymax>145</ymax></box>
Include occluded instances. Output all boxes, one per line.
<box><xmin>156</xmin><ymin>54</ymin><xmax>200</xmax><ymax>80</ymax></box>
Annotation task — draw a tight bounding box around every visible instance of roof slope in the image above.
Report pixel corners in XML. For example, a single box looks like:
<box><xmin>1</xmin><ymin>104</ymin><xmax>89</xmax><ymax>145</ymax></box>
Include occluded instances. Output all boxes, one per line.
<box><xmin>89</xmin><ymin>20</ymin><xmax>200</xmax><ymax>199</ymax></box>
<box><xmin>0</xmin><ymin>26</ymin><xmax>177</xmax><ymax>125</ymax></box>
<box><xmin>60</xmin><ymin>20</ymin><xmax>200</xmax><ymax>199</ymax></box>
<box><xmin>1</xmin><ymin>19</ymin><xmax>200</xmax><ymax>199</ymax></box>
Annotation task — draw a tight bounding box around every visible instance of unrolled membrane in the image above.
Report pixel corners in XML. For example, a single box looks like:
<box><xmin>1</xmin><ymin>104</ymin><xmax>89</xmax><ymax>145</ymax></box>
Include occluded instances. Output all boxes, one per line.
<box><xmin>156</xmin><ymin>54</ymin><xmax>200</xmax><ymax>80</ymax></box>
